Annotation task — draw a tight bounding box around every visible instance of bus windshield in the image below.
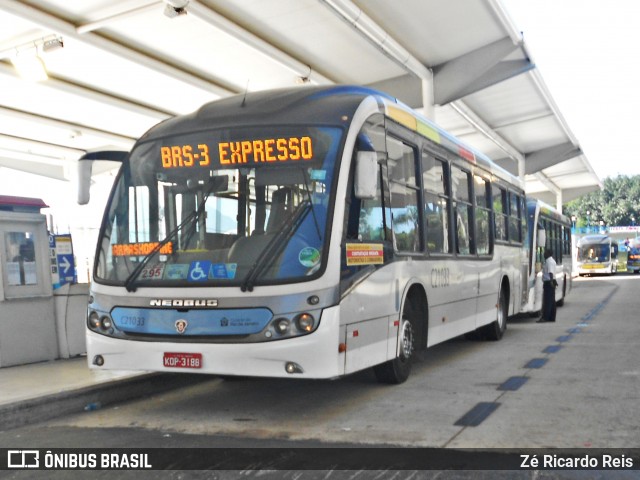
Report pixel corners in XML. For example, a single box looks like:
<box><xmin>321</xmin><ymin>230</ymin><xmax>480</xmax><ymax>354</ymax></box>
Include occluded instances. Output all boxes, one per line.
<box><xmin>578</xmin><ymin>243</ymin><xmax>610</xmax><ymax>262</ymax></box>
<box><xmin>94</xmin><ymin>125</ymin><xmax>342</xmax><ymax>289</ymax></box>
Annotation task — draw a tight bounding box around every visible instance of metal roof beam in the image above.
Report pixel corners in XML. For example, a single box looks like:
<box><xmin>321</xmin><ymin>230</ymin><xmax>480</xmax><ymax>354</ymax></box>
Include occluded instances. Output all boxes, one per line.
<box><xmin>524</xmin><ymin>142</ymin><xmax>582</xmax><ymax>175</ymax></box>
<box><xmin>0</xmin><ymin>133</ymin><xmax>84</xmax><ymax>158</ymax></box>
<box><xmin>366</xmin><ymin>74</ymin><xmax>423</xmax><ymax>108</ymax></box>
<box><xmin>531</xmin><ymin>172</ymin><xmax>563</xmax><ymax>212</ymax></box>
<box><xmin>449</xmin><ymin>100</ymin><xmax>525</xmax><ymax>175</ymax></box>
<box><xmin>0</xmin><ymin>105</ymin><xmax>136</xmax><ymax>146</ymax></box>
<box><xmin>186</xmin><ymin>1</ymin><xmax>334</xmax><ymax>85</ymax></box>
<box><xmin>533</xmin><ymin>172</ymin><xmax>561</xmax><ymax>196</ymax></box>
<box><xmin>0</xmin><ymin>0</ymin><xmax>236</xmax><ymax>97</ymax></box>
<box><xmin>0</xmin><ymin>157</ymin><xmax>67</xmax><ymax>181</ymax></box>
<box><xmin>74</xmin><ymin>0</ymin><xmax>335</xmax><ymax>85</ymax></box>
<box><xmin>0</xmin><ymin>61</ymin><xmax>174</xmax><ymax>120</ymax></box>
<box><xmin>75</xmin><ymin>1</ymin><xmax>159</xmax><ymax>34</ymax></box>
<box><xmin>319</xmin><ymin>0</ymin><xmax>432</xmax><ymax>80</ymax></box>
<box><xmin>560</xmin><ymin>185</ymin><xmax>602</xmax><ymax>203</ymax></box>
<box><xmin>320</xmin><ymin>0</ymin><xmax>525</xmax><ymax>172</ymax></box>
<box><xmin>433</xmin><ymin>37</ymin><xmax>534</xmax><ymax>105</ymax></box>
<box><xmin>494</xmin><ymin>157</ymin><xmax>518</xmax><ymax>176</ymax></box>
<box><xmin>529</xmin><ymin>185</ymin><xmax>602</xmax><ymax>208</ymax></box>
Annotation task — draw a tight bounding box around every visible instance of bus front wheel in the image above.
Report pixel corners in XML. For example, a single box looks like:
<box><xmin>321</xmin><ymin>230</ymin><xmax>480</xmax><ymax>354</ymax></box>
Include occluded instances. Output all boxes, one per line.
<box><xmin>374</xmin><ymin>298</ymin><xmax>416</xmax><ymax>384</ymax></box>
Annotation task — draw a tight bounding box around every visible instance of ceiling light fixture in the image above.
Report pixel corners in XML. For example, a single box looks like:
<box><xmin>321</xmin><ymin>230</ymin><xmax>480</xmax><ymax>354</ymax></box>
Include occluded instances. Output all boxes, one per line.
<box><xmin>42</xmin><ymin>37</ymin><xmax>64</xmax><ymax>52</ymax></box>
<box><xmin>11</xmin><ymin>51</ymin><xmax>48</xmax><ymax>82</ymax></box>
<box><xmin>1</xmin><ymin>35</ymin><xmax>64</xmax><ymax>82</ymax></box>
<box><xmin>164</xmin><ymin>0</ymin><xmax>189</xmax><ymax>18</ymax></box>
<box><xmin>296</xmin><ymin>65</ymin><xmax>312</xmax><ymax>84</ymax></box>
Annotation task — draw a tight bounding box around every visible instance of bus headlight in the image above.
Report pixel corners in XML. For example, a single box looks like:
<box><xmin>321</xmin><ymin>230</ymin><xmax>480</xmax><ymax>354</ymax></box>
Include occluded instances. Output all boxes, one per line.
<box><xmin>88</xmin><ymin>311</ymin><xmax>101</xmax><ymax>329</ymax></box>
<box><xmin>274</xmin><ymin>318</ymin><xmax>290</xmax><ymax>335</ymax></box>
<box><xmin>267</xmin><ymin>310</ymin><xmax>319</xmax><ymax>339</ymax></box>
<box><xmin>295</xmin><ymin>313</ymin><xmax>314</xmax><ymax>332</ymax></box>
<box><xmin>100</xmin><ymin>316</ymin><xmax>113</xmax><ymax>330</ymax></box>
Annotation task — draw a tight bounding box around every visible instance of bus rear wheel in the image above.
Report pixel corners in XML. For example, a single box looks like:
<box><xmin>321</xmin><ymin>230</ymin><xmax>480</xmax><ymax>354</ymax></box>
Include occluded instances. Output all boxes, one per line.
<box><xmin>374</xmin><ymin>298</ymin><xmax>416</xmax><ymax>384</ymax></box>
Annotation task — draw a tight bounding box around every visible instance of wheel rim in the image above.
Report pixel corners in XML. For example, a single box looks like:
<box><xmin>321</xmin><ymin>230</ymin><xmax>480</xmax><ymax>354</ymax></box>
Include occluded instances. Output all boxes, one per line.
<box><xmin>399</xmin><ymin>318</ymin><xmax>414</xmax><ymax>361</ymax></box>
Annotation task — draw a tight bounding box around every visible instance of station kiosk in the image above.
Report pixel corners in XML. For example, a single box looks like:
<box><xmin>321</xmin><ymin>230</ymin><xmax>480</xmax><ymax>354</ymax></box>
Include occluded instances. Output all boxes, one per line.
<box><xmin>0</xmin><ymin>195</ymin><xmax>58</xmax><ymax>367</ymax></box>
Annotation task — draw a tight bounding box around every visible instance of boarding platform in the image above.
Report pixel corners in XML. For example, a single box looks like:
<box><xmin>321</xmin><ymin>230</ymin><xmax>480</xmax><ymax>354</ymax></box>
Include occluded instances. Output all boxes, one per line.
<box><xmin>0</xmin><ymin>356</ymin><xmax>201</xmax><ymax>431</ymax></box>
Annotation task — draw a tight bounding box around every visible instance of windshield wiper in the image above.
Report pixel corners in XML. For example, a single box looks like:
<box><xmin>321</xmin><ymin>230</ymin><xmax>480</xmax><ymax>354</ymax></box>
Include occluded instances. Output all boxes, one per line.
<box><xmin>124</xmin><ymin>181</ymin><xmax>217</xmax><ymax>292</ymax></box>
<box><xmin>301</xmin><ymin>168</ymin><xmax>322</xmax><ymax>242</ymax></box>
<box><xmin>240</xmin><ymin>201</ymin><xmax>311</xmax><ymax>292</ymax></box>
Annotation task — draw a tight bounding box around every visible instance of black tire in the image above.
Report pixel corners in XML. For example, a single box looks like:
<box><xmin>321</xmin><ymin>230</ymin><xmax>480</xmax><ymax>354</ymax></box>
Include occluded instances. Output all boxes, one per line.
<box><xmin>480</xmin><ymin>286</ymin><xmax>507</xmax><ymax>341</ymax></box>
<box><xmin>374</xmin><ymin>298</ymin><xmax>416</xmax><ymax>384</ymax></box>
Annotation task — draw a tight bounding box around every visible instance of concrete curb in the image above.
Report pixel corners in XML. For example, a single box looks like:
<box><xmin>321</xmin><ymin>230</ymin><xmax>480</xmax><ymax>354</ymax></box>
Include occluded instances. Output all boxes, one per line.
<box><xmin>0</xmin><ymin>373</ymin><xmax>206</xmax><ymax>431</ymax></box>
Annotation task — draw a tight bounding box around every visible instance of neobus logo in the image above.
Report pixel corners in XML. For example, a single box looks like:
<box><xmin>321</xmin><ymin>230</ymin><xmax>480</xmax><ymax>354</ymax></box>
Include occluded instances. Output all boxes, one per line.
<box><xmin>149</xmin><ymin>299</ymin><xmax>218</xmax><ymax>307</ymax></box>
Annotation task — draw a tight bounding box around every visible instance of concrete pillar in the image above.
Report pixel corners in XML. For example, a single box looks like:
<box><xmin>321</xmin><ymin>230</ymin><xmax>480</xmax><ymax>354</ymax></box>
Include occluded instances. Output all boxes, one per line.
<box><xmin>421</xmin><ymin>77</ymin><xmax>435</xmax><ymax>121</ymax></box>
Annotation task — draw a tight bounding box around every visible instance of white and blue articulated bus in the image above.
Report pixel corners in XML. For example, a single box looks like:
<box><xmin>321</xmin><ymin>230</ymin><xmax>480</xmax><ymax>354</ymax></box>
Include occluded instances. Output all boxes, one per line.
<box><xmin>522</xmin><ymin>200</ymin><xmax>573</xmax><ymax>314</ymax></box>
<box><xmin>79</xmin><ymin>86</ymin><xmax>531</xmax><ymax>384</ymax></box>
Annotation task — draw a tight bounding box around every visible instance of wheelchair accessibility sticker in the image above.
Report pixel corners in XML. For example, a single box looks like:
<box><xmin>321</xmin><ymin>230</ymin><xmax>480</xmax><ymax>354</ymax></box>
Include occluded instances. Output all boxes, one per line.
<box><xmin>188</xmin><ymin>261</ymin><xmax>211</xmax><ymax>282</ymax></box>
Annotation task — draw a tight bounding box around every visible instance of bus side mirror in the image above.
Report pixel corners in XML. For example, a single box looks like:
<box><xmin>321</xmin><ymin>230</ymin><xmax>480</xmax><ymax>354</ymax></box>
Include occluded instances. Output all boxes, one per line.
<box><xmin>354</xmin><ymin>150</ymin><xmax>378</xmax><ymax>199</ymax></box>
<box><xmin>537</xmin><ymin>228</ymin><xmax>546</xmax><ymax>248</ymax></box>
<box><xmin>78</xmin><ymin>160</ymin><xmax>93</xmax><ymax>205</ymax></box>
<box><xmin>77</xmin><ymin>150</ymin><xmax>128</xmax><ymax>205</ymax></box>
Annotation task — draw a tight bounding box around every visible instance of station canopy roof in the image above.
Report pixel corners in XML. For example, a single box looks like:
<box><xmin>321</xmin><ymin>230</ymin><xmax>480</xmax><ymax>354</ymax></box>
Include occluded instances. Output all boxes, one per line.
<box><xmin>0</xmin><ymin>0</ymin><xmax>601</xmax><ymax>205</ymax></box>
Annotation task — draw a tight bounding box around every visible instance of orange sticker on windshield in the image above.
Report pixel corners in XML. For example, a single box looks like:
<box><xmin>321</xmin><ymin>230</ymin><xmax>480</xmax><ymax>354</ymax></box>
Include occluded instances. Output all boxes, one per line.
<box><xmin>346</xmin><ymin>243</ymin><xmax>384</xmax><ymax>266</ymax></box>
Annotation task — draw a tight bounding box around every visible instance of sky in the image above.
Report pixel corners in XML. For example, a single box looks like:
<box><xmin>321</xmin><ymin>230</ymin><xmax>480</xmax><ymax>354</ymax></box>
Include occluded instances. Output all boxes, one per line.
<box><xmin>501</xmin><ymin>0</ymin><xmax>640</xmax><ymax>179</ymax></box>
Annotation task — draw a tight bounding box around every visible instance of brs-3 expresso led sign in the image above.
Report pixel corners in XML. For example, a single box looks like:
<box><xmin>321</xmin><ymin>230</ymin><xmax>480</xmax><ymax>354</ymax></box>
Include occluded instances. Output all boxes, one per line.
<box><xmin>160</xmin><ymin>136</ymin><xmax>314</xmax><ymax>169</ymax></box>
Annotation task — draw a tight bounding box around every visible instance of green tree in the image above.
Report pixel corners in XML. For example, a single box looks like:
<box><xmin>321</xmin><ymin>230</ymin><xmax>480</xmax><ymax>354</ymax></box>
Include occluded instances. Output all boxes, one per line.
<box><xmin>564</xmin><ymin>175</ymin><xmax>640</xmax><ymax>227</ymax></box>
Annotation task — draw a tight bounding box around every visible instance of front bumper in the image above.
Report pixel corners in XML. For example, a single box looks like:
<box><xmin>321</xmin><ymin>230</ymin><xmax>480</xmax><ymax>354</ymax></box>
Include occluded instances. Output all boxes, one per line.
<box><xmin>87</xmin><ymin>305</ymin><xmax>344</xmax><ymax>379</ymax></box>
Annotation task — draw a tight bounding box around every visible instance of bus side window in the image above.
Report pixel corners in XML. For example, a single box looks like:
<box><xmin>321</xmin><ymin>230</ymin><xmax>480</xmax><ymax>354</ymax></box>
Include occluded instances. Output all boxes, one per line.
<box><xmin>474</xmin><ymin>175</ymin><xmax>491</xmax><ymax>255</ymax></box>
<box><xmin>388</xmin><ymin>137</ymin><xmax>421</xmax><ymax>253</ymax></box>
<box><xmin>508</xmin><ymin>192</ymin><xmax>522</xmax><ymax>243</ymax></box>
<box><xmin>555</xmin><ymin>223</ymin><xmax>562</xmax><ymax>264</ymax></box>
<box><xmin>422</xmin><ymin>153</ymin><xmax>450</xmax><ymax>254</ymax></box>
<box><xmin>346</xmin><ymin>116</ymin><xmax>389</xmax><ymax>242</ymax></box>
<box><xmin>357</xmin><ymin>181</ymin><xmax>385</xmax><ymax>241</ymax></box>
<box><xmin>451</xmin><ymin>165</ymin><xmax>472</xmax><ymax>255</ymax></box>
<box><xmin>492</xmin><ymin>185</ymin><xmax>507</xmax><ymax>241</ymax></box>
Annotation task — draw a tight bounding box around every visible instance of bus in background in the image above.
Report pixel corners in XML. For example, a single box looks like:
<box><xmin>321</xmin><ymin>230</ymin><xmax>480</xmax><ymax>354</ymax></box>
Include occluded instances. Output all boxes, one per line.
<box><xmin>576</xmin><ymin>234</ymin><xmax>618</xmax><ymax>276</ymax></box>
<box><xmin>627</xmin><ymin>239</ymin><xmax>640</xmax><ymax>273</ymax></box>
<box><xmin>78</xmin><ymin>86</ymin><xmax>530</xmax><ymax>384</ymax></box>
<box><xmin>522</xmin><ymin>200</ymin><xmax>572</xmax><ymax>314</ymax></box>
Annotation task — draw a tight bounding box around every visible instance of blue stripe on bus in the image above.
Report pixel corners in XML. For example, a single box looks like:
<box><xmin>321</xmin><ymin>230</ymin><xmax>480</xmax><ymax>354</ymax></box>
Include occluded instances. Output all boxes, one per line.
<box><xmin>111</xmin><ymin>307</ymin><xmax>272</xmax><ymax>336</ymax></box>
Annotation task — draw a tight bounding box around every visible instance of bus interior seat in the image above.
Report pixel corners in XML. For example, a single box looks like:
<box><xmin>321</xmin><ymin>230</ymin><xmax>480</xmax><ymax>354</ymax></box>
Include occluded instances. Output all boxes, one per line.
<box><xmin>266</xmin><ymin>187</ymin><xmax>292</xmax><ymax>233</ymax></box>
<box><xmin>226</xmin><ymin>187</ymin><xmax>290</xmax><ymax>270</ymax></box>
<box><xmin>227</xmin><ymin>233</ymin><xmax>275</xmax><ymax>268</ymax></box>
